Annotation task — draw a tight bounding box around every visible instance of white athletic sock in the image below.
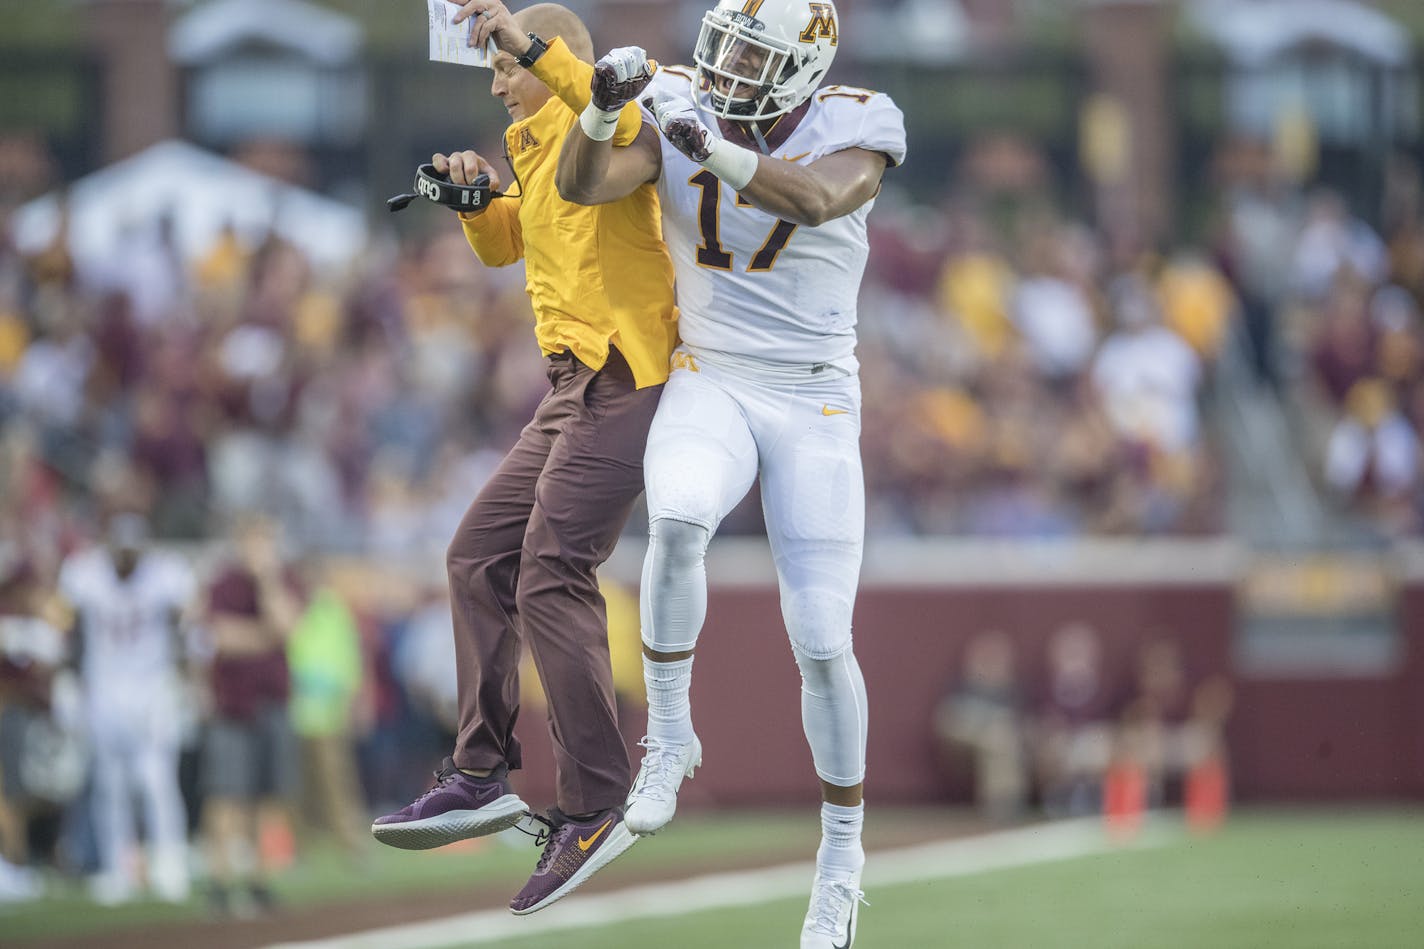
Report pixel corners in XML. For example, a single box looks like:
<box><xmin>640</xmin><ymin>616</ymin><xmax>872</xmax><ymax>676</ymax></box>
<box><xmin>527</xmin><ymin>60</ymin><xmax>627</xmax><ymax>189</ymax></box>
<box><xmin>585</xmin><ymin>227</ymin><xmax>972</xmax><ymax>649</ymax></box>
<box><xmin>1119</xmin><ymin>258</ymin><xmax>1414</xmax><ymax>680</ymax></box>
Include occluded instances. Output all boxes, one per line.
<box><xmin>817</xmin><ymin>801</ymin><xmax>865</xmax><ymax>880</ymax></box>
<box><xmin>643</xmin><ymin>655</ymin><xmax>695</xmax><ymax>744</ymax></box>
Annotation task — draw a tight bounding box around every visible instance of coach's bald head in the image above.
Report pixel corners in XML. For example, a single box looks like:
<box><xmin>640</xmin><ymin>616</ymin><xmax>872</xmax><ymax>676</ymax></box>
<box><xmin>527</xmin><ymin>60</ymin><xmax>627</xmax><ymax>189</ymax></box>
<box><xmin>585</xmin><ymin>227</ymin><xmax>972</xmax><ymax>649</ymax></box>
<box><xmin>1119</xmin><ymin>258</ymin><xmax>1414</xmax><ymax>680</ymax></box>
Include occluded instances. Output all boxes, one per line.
<box><xmin>516</xmin><ymin>3</ymin><xmax>595</xmax><ymax>63</ymax></box>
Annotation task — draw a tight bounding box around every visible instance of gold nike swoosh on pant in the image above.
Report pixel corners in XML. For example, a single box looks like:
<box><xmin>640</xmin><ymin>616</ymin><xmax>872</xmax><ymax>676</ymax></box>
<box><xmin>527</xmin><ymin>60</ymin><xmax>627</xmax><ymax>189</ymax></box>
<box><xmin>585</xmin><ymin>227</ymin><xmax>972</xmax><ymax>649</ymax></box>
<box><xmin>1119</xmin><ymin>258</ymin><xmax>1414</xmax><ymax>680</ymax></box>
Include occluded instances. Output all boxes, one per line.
<box><xmin>578</xmin><ymin>819</ymin><xmax>614</xmax><ymax>851</ymax></box>
<box><xmin>821</xmin><ymin>405</ymin><xmax>850</xmax><ymax>416</ymax></box>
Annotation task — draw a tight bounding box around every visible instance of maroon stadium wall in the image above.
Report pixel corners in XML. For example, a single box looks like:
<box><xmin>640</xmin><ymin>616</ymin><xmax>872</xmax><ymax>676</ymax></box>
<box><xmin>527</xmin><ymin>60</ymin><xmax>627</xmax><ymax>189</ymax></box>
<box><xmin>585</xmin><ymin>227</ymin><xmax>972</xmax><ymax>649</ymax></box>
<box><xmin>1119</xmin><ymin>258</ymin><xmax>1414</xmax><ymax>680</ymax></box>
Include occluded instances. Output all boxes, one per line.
<box><xmin>504</xmin><ymin>541</ymin><xmax>1424</xmax><ymax>806</ymax></box>
<box><xmin>1405</xmin><ymin>578</ymin><xmax>1424</xmax><ymax>796</ymax></box>
<box><xmin>1229</xmin><ymin>560</ymin><xmax>1424</xmax><ymax>802</ymax></box>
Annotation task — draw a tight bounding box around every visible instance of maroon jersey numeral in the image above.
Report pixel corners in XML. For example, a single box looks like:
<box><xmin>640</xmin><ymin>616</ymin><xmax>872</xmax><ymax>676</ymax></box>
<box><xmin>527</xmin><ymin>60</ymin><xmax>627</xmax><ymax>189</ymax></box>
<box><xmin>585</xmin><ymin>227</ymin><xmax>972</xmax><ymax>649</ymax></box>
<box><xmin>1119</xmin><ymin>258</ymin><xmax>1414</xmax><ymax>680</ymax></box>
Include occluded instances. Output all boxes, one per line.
<box><xmin>689</xmin><ymin>170</ymin><xmax>798</xmax><ymax>273</ymax></box>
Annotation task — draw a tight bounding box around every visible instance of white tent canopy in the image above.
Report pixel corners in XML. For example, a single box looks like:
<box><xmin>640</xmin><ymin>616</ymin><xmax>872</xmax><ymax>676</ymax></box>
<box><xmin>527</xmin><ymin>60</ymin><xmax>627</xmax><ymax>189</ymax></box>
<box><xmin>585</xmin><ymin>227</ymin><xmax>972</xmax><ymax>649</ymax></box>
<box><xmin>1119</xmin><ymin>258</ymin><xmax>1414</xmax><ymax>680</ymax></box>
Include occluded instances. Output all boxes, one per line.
<box><xmin>168</xmin><ymin>0</ymin><xmax>363</xmax><ymax>66</ymax></box>
<box><xmin>10</xmin><ymin>139</ymin><xmax>367</xmax><ymax>276</ymax></box>
<box><xmin>1188</xmin><ymin>0</ymin><xmax>1411</xmax><ymax>68</ymax></box>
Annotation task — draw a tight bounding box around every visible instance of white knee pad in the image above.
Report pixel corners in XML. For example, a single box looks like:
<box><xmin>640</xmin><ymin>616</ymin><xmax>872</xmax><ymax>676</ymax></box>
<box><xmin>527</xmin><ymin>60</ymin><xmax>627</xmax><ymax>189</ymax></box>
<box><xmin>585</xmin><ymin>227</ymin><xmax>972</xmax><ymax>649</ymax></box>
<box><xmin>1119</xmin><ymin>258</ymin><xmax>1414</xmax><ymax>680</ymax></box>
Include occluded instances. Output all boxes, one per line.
<box><xmin>792</xmin><ymin>640</ymin><xmax>869</xmax><ymax>787</ymax></box>
<box><xmin>640</xmin><ymin>517</ymin><xmax>711</xmax><ymax>654</ymax></box>
<box><xmin>782</xmin><ymin>587</ymin><xmax>855</xmax><ymax>661</ymax></box>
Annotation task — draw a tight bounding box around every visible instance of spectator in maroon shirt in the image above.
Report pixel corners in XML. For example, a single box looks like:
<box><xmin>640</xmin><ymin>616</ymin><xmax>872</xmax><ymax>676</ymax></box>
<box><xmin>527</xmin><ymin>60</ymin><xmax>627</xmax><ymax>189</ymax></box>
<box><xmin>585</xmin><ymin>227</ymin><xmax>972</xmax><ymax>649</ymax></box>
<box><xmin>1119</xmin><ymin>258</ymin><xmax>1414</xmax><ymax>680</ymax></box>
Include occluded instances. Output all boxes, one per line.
<box><xmin>1310</xmin><ymin>276</ymin><xmax>1377</xmax><ymax>407</ymax></box>
<box><xmin>0</xmin><ymin>550</ymin><xmax>64</xmax><ymax>898</ymax></box>
<box><xmin>132</xmin><ymin>385</ymin><xmax>209</xmax><ymax>539</ymax></box>
<box><xmin>1034</xmin><ymin>622</ymin><xmax>1119</xmax><ymax>816</ymax></box>
<box><xmin>199</xmin><ymin>514</ymin><xmax>303</xmax><ymax>917</ymax></box>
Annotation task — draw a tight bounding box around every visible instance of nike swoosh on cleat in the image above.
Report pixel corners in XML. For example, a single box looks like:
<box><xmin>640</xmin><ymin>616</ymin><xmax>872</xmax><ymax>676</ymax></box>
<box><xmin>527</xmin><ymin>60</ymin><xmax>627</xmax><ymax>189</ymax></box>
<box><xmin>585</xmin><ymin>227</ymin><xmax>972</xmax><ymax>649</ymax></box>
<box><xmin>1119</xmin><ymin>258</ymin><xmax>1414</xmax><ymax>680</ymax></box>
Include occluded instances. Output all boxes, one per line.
<box><xmin>577</xmin><ymin>818</ymin><xmax>614</xmax><ymax>851</ymax></box>
<box><xmin>833</xmin><ymin>903</ymin><xmax>856</xmax><ymax>949</ymax></box>
<box><xmin>821</xmin><ymin>405</ymin><xmax>849</xmax><ymax>416</ymax></box>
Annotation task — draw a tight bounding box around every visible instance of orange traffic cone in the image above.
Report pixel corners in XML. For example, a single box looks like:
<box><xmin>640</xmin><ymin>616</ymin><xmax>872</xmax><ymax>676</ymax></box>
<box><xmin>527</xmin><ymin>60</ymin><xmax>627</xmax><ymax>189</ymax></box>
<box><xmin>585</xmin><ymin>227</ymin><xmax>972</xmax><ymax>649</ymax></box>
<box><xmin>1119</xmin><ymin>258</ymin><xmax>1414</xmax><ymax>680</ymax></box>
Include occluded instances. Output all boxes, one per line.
<box><xmin>1185</xmin><ymin>755</ymin><xmax>1228</xmax><ymax>834</ymax></box>
<box><xmin>1103</xmin><ymin>761</ymin><xmax>1147</xmax><ymax>842</ymax></box>
<box><xmin>259</xmin><ymin>810</ymin><xmax>297</xmax><ymax>871</ymax></box>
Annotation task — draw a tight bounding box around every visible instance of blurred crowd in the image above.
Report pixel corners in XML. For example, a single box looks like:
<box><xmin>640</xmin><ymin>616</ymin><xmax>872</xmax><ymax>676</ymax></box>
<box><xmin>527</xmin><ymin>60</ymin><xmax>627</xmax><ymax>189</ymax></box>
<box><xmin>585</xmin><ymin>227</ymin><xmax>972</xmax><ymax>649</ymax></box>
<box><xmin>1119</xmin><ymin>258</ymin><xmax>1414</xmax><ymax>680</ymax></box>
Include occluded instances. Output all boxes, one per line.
<box><xmin>856</xmin><ymin>197</ymin><xmax>1230</xmax><ymax>537</ymax></box>
<box><xmin>847</xmin><ymin>148</ymin><xmax>1424</xmax><ymax>540</ymax></box>
<box><xmin>1</xmin><ymin>186</ymin><xmax>1238</xmax><ymax>552</ymax></box>
<box><xmin>5</xmin><ymin>151</ymin><xmax>1423</xmax><ymax>548</ymax></box>
<box><xmin>934</xmin><ymin>625</ymin><xmax>1233</xmax><ymax>831</ymax></box>
<box><xmin>1</xmin><ymin>206</ymin><xmax>562</xmax><ymax>570</ymax></box>
<box><xmin>1266</xmin><ymin>182</ymin><xmax>1424</xmax><ymax>535</ymax></box>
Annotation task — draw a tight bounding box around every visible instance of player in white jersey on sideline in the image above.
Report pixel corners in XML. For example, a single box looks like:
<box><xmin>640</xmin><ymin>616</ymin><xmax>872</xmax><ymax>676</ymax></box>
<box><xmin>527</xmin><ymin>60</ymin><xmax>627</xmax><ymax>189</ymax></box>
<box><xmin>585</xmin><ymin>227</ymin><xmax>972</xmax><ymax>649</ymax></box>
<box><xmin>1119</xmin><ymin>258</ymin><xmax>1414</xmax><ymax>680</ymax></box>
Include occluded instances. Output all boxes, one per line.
<box><xmin>59</xmin><ymin>514</ymin><xmax>196</xmax><ymax>904</ymax></box>
<box><xmin>558</xmin><ymin>2</ymin><xmax>904</xmax><ymax>944</ymax></box>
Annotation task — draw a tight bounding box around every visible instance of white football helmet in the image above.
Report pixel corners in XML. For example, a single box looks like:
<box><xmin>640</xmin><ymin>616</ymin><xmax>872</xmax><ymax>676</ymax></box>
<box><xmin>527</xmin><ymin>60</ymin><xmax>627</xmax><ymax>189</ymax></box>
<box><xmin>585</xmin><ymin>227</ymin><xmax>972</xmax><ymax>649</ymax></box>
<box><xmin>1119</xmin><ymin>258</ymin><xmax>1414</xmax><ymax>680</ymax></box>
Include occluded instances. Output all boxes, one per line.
<box><xmin>693</xmin><ymin>0</ymin><xmax>840</xmax><ymax>123</ymax></box>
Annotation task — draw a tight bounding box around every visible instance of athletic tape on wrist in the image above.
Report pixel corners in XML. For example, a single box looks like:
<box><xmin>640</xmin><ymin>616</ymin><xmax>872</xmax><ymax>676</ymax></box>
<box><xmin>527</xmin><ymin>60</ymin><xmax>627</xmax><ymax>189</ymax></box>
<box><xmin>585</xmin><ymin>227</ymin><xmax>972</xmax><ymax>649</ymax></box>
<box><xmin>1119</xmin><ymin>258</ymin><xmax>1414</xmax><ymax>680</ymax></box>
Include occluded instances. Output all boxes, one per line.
<box><xmin>580</xmin><ymin>104</ymin><xmax>622</xmax><ymax>142</ymax></box>
<box><xmin>701</xmin><ymin>139</ymin><xmax>759</xmax><ymax>191</ymax></box>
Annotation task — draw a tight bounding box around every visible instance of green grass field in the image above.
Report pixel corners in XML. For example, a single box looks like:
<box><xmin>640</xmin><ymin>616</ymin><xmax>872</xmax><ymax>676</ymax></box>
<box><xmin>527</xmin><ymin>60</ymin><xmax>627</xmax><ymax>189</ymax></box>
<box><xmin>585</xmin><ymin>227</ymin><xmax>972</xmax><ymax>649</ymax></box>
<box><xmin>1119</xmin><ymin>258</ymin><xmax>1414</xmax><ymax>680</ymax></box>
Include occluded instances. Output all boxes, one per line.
<box><xmin>0</xmin><ymin>812</ymin><xmax>827</xmax><ymax>944</ymax></box>
<box><xmin>476</xmin><ymin>810</ymin><xmax>1424</xmax><ymax>949</ymax></box>
<box><xmin>4</xmin><ymin>809</ymin><xmax>1422</xmax><ymax>948</ymax></box>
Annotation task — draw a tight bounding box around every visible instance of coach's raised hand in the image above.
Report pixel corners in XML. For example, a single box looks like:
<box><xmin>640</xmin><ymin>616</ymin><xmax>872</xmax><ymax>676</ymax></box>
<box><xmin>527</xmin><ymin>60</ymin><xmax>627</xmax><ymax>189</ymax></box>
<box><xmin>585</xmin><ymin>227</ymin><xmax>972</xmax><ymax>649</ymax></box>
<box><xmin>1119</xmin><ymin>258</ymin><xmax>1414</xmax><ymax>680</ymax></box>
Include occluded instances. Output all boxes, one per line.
<box><xmin>447</xmin><ymin>1</ymin><xmax>528</xmax><ymax>56</ymax></box>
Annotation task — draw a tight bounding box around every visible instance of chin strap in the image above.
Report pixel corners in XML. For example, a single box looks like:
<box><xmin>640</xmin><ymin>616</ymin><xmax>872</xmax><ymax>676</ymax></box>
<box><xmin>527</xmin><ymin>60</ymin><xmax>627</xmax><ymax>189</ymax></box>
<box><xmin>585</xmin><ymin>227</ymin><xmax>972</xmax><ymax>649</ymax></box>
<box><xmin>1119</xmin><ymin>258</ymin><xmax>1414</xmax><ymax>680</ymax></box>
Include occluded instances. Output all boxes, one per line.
<box><xmin>750</xmin><ymin>121</ymin><xmax>773</xmax><ymax>155</ymax></box>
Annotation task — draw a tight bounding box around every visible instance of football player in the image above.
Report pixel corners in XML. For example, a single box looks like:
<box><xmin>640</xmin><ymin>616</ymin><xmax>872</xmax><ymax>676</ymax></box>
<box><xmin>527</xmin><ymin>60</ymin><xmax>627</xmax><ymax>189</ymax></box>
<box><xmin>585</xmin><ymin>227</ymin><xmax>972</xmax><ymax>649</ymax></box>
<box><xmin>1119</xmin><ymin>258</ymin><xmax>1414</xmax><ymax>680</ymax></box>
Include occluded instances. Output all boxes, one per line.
<box><xmin>58</xmin><ymin>514</ymin><xmax>196</xmax><ymax>904</ymax></box>
<box><xmin>556</xmin><ymin>2</ymin><xmax>904</xmax><ymax>945</ymax></box>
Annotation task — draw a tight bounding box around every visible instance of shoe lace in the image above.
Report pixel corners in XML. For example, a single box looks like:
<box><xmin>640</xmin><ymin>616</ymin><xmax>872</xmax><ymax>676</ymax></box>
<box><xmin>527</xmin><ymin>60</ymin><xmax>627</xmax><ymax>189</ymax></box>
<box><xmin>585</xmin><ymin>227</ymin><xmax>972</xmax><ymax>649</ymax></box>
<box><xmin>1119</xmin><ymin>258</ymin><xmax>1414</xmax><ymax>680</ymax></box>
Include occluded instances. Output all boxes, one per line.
<box><xmin>809</xmin><ymin>879</ymin><xmax>868</xmax><ymax>935</ymax></box>
<box><xmin>413</xmin><ymin>761</ymin><xmax>464</xmax><ymax>804</ymax></box>
<box><xmin>531</xmin><ymin>820</ymin><xmax>574</xmax><ymax>874</ymax></box>
<box><xmin>512</xmin><ymin>811</ymin><xmax>556</xmax><ymax>848</ymax></box>
<box><xmin>631</xmin><ymin>737</ymin><xmax>684</xmax><ymax>803</ymax></box>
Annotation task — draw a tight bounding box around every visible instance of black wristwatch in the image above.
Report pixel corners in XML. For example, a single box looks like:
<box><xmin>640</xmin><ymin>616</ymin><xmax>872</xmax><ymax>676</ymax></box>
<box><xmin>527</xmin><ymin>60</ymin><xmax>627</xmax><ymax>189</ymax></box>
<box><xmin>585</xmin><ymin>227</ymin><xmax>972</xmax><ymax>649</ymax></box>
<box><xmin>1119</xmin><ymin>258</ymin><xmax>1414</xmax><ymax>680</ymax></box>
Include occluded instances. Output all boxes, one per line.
<box><xmin>516</xmin><ymin>32</ymin><xmax>548</xmax><ymax>69</ymax></box>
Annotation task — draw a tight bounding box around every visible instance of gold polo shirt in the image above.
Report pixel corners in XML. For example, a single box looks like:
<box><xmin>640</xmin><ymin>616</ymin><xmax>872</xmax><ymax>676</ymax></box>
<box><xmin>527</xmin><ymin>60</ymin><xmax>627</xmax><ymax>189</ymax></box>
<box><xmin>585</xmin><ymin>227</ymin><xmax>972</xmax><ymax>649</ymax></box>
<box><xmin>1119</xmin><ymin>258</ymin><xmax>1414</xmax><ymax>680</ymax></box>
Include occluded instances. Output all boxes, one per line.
<box><xmin>460</xmin><ymin>38</ymin><xmax>677</xmax><ymax>389</ymax></box>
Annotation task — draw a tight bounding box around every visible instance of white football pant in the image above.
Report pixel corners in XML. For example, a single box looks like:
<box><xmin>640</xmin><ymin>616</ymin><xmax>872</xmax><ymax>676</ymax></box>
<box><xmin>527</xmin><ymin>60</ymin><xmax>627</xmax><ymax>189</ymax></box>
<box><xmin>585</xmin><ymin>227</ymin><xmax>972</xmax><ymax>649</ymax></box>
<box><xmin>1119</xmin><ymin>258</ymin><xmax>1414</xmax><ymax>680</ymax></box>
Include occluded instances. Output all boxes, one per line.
<box><xmin>642</xmin><ymin>348</ymin><xmax>868</xmax><ymax>786</ymax></box>
<box><xmin>89</xmin><ymin>684</ymin><xmax>189</xmax><ymax>898</ymax></box>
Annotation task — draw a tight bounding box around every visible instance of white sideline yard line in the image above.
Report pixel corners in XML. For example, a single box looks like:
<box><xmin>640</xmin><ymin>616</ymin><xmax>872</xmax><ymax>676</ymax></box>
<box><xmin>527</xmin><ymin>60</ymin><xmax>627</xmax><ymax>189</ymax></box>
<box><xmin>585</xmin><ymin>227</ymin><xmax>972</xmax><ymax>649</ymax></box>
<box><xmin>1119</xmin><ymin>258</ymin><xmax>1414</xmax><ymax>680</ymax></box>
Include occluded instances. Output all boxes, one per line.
<box><xmin>266</xmin><ymin>817</ymin><xmax>1171</xmax><ymax>949</ymax></box>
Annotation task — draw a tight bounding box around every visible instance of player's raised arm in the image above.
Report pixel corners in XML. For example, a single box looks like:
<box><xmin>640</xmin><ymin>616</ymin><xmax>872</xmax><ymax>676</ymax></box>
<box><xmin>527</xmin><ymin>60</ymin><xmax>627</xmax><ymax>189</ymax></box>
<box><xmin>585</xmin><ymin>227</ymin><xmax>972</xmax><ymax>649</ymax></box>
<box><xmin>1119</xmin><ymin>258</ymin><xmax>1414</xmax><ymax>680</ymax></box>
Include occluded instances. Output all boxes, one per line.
<box><xmin>736</xmin><ymin>147</ymin><xmax>887</xmax><ymax>227</ymax></box>
<box><xmin>645</xmin><ymin>90</ymin><xmax>887</xmax><ymax>228</ymax></box>
<box><xmin>556</xmin><ymin>47</ymin><xmax>662</xmax><ymax>206</ymax></box>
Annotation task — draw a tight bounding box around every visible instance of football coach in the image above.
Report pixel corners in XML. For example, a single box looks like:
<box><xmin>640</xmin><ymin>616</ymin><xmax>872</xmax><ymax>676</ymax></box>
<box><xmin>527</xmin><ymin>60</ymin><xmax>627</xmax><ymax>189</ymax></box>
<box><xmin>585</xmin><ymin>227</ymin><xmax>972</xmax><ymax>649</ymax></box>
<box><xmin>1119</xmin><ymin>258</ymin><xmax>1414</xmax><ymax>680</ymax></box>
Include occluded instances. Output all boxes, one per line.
<box><xmin>371</xmin><ymin>1</ymin><xmax>677</xmax><ymax>915</ymax></box>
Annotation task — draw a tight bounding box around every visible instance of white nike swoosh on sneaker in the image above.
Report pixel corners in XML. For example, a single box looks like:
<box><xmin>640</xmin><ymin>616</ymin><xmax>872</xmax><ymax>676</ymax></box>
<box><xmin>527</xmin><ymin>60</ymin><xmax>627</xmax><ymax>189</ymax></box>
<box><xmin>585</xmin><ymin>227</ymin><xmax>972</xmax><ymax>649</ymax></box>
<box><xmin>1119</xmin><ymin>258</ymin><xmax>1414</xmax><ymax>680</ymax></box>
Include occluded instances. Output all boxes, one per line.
<box><xmin>833</xmin><ymin>903</ymin><xmax>855</xmax><ymax>949</ymax></box>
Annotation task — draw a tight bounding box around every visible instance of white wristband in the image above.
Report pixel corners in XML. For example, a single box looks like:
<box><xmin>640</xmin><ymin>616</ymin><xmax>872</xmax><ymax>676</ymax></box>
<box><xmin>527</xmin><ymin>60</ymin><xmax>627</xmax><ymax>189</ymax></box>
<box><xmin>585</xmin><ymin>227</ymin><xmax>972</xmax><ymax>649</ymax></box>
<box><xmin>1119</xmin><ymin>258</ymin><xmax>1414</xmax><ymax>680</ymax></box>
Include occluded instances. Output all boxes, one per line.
<box><xmin>701</xmin><ymin>139</ymin><xmax>759</xmax><ymax>191</ymax></box>
<box><xmin>579</xmin><ymin>103</ymin><xmax>621</xmax><ymax>142</ymax></box>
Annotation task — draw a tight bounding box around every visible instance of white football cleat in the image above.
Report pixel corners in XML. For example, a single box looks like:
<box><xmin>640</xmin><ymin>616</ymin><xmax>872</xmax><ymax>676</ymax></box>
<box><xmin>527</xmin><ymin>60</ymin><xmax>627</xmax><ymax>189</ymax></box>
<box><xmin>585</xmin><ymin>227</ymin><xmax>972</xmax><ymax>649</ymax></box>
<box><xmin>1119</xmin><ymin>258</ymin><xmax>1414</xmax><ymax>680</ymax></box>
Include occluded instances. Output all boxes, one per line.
<box><xmin>0</xmin><ymin>858</ymin><xmax>42</xmax><ymax>904</ymax></box>
<box><xmin>801</xmin><ymin>872</ymin><xmax>867</xmax><ymax>948</ymax></box>
<box><xmin>88</xmin><ymin>871</ymin><xmax>136</xmax><ymax>907</ymax></box>
<box><xmin>624</xmin><ymin>734</ymin><xmax>702</xmax><ymax>835</ymax></box>
<box><xmin>149</xmin><ymin>847</ymin><xmax>191</xmax><ymax>903</ymax></box>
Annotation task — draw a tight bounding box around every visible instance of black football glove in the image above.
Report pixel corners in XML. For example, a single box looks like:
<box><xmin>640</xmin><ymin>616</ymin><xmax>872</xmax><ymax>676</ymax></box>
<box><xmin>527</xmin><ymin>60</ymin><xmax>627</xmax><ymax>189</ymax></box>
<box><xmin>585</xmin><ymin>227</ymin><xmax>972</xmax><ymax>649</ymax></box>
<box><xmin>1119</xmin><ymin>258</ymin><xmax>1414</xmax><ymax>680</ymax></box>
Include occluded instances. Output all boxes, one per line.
<box><xmin>644</xmin><ymin>91</ymin><xmax>714</xmax><ymax>163</ymax></box>
<box><xmin>591</xmin><ymin>46</ymin><xmax>656</xmax><ymax>113</ymax></box>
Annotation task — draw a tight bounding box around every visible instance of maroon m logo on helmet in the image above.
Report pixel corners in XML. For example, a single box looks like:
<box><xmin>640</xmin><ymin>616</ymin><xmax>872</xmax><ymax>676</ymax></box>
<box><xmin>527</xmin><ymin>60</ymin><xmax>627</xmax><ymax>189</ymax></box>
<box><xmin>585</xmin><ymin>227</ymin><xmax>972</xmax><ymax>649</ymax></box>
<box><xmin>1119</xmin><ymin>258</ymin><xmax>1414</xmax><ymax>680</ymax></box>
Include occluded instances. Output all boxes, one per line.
<box><xmin>798</xmin><ymin>3</ymin><xmax>838</xmax><ymax>46</ymax></box>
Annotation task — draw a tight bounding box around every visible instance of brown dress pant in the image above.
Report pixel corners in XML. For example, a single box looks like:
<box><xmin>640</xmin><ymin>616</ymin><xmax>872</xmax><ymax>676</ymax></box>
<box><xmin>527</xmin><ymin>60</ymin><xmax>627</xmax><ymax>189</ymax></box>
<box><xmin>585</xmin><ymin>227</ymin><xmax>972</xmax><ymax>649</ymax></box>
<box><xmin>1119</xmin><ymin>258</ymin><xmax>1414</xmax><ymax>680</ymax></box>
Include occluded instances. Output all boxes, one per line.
<box><xmin>448</xmin><ymin>347</ymin><xmax>660</xmax><ymax>815</ymax></box>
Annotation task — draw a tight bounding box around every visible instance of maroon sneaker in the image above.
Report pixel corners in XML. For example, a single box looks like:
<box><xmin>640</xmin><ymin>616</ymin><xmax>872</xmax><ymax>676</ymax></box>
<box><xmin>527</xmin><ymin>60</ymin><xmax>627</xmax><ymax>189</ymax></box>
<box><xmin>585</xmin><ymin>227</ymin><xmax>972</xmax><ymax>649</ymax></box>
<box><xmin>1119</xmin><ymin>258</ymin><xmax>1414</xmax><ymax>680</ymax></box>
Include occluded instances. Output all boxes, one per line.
<box><xmin>508</xmin><ymin>808</ymin><xmax>638</xmax><ymax>915</ymax></box>
<box><xmin>371</xmin><ymin>758</ymin><xmax>528</xmax><ymax>850</ymax></box>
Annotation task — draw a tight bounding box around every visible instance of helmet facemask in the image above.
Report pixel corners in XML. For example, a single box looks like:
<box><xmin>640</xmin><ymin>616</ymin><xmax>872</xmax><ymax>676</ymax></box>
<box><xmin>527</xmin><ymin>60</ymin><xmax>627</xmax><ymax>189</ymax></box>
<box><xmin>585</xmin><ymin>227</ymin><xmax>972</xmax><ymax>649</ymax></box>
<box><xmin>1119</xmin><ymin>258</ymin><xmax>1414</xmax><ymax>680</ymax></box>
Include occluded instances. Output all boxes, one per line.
<box><xmin>694</xmin><ymin>10</ymin><xmax>800</xmax><ymax>122</ymax></box>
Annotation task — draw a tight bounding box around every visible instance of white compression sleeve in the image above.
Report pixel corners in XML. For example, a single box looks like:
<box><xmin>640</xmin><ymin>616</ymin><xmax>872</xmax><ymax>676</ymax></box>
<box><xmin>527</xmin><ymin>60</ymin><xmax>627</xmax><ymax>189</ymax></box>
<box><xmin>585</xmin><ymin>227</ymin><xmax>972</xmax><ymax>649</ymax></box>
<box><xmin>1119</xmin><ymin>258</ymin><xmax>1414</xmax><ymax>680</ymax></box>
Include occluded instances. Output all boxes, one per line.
<box><xmin>639</xmin><ymin>517</ymin><xmax>710</xmax><ymax>654</ymax></box>
<box><xmin>793</xmin><ymin>644</ymin><xmax>869</xmax><ymax>787</ymax></box>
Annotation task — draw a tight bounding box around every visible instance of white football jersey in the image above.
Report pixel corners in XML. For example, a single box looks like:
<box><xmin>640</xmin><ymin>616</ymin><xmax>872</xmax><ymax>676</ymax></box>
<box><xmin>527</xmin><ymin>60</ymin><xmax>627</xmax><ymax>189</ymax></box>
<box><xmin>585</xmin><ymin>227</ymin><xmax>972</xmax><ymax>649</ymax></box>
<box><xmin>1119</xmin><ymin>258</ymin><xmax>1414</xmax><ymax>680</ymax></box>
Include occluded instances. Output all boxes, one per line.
<box><xmin>59</xmin><ymin>548</ymin><xmax>195</xmax><ymax>699</ymax></box>
<box><xmin>645</xmin><ymin>67</ymin><xmax>906</xmax><ymax>366</ymax></box>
